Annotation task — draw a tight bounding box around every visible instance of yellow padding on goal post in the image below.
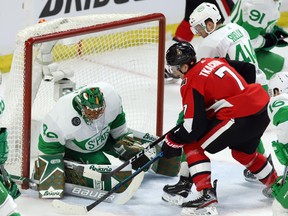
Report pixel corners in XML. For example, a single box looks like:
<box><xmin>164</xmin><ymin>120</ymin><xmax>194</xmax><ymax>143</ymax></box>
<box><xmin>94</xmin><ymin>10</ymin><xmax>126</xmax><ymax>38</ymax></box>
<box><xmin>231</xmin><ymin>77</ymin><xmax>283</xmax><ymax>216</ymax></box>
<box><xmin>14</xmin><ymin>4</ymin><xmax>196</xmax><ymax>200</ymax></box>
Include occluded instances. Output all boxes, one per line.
<box><xmin>277</xmin><ymin>12</ymin><xmax>288</xmax><ymax>27</ymax></box>
<box><xmin>1</xmin><ymin>13</ymin><xmax>288</xmax><ymax>74</ymax></box>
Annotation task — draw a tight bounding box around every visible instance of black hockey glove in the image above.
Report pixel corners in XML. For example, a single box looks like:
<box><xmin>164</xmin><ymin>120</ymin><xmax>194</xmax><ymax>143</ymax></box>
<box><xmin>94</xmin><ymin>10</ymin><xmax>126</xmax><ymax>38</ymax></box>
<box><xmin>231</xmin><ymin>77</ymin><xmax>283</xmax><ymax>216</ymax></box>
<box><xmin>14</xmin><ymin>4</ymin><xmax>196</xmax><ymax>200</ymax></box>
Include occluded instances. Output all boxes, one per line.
<box><xmin>272</xmin><ymin>26</ymin><xmax>288</xmax><ymax>48</ymax></box>
<box><xmin>131</xmin><ymin>154</ymin><xmax>150</xmax><ymax>170</ymax></box>
<box><xmin>273</xmin><ymin>25</ymin><xmax>288</xmax><ymax>40</ymax></box>
<box><xmin>262</xmin><ymin>33</ymin><xmax>278</xmax><ymax>51</ymax></box>
<box><xmin>161</xmin><ymin>134</ymin><xmax>183</xmax><ymax>159</ymax></box>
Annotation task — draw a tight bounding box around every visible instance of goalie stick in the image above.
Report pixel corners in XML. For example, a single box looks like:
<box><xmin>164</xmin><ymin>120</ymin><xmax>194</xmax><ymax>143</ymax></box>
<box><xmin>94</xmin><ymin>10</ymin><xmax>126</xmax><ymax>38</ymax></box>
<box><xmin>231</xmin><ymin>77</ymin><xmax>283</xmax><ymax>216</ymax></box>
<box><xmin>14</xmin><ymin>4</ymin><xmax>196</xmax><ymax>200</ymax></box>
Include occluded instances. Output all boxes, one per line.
<box><xmin>52</xmin><ymin>152</ymin><xmax>164</xmax><ymax>215</ymax></box>
<box><xmin>10</xmin><ymin>171</ymin><xmax>144</xmax><ymax>205</ymax></box>
<box><xmin>101</xmin><ymin>124</ymin><xmax>181</xmax><ymax>181</ymax></box>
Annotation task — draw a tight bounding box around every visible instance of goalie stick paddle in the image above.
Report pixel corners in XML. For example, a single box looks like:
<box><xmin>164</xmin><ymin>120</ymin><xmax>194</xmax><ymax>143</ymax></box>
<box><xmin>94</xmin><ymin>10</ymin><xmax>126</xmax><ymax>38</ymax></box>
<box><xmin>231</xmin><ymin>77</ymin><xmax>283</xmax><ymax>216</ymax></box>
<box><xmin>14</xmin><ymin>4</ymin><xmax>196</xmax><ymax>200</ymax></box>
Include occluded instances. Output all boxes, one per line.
<box><xmin>52</xmin><ymin>152</ymin><xmax>164</xmax><ymax>215</ymax></box>
<box><xmin>101</xmin><ymin>124</ymin><xmax>181</xmax><ymax>181</ymax></box>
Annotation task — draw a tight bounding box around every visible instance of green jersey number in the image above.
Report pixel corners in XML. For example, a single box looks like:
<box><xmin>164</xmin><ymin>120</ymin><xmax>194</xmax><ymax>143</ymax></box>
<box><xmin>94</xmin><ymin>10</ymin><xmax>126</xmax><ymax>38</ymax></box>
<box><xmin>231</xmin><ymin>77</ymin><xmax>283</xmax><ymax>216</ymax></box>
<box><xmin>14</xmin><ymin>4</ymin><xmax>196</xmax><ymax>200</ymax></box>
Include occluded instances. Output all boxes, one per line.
<box><xmin>234</xmin><ymin>42</ymin><xmax>257</xmax><ymax>64</ymax></box>
<box><xmin>269</xmin><ymin>100</ymin><xmax>285</xmax><ymax>113</ymax></box>
<box><xmin>43</xmin><ymin>124</ymin><xmax>58</xmax><ymax>139</ymax></box>
<box><xmin>249</xmin><ymin>10</ymin><xmax>266</xmax><ymax>24</ymax></box>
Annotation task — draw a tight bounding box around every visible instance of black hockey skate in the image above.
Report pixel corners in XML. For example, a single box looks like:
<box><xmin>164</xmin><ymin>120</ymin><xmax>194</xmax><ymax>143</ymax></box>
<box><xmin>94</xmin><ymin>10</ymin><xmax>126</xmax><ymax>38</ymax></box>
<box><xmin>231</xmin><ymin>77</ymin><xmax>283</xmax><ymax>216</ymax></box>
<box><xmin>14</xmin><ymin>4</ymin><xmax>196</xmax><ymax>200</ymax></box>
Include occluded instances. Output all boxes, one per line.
<box><xmin>243</xmin><ymin>154</ymin><xmax>274</xmax><ymax>183</ymax></box>
<box><xmin>162</xmin><ymin>176</ymin><xmax>193</xmax><ymax>205</ymax></box>
<box><xmin>181</xmin><ymin>180</ymin><xmax>218</xmax><ymax>216</ymax></box>
<box><xmin>243</xmin><ymin>168</ymin><xmax>258</xmax><ymax>183</ymax></box>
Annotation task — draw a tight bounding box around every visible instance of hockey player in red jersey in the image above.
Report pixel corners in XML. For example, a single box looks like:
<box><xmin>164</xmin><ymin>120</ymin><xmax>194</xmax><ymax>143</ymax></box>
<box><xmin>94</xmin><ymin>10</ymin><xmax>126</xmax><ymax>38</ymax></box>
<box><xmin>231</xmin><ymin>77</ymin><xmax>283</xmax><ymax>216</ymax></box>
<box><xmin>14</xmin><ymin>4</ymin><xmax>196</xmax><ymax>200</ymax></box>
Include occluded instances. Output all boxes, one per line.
<box><xmin>161</xmin><ymin>41</ymin><xmax>278</xmax><ymax>216</ymax></box>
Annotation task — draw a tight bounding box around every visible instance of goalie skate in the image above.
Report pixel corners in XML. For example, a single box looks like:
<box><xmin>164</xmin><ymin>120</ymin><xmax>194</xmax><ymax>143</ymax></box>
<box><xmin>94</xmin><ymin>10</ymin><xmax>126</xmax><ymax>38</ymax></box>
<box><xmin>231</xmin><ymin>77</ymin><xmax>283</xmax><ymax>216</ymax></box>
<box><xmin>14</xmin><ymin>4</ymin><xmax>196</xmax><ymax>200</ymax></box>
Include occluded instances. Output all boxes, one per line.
<box><xmin>162</xmin><ymin>176</ymin><xmax>193</xmax><ymax>205</ymax></box>
<box><xmin>181</xmin><ymin>180</ymin><xmax>218</xmax><ymax>216</ymax></box>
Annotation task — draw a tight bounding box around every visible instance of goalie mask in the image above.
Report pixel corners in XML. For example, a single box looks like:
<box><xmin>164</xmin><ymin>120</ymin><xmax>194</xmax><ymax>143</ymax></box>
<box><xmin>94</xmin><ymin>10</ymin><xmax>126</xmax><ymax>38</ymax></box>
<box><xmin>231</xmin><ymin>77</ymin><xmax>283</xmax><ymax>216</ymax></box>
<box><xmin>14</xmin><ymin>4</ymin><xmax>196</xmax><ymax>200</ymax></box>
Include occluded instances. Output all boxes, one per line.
<box><xmin>268</xmin><ymin>72</ymin><xmax>288</xmax><ymax>97</ymax></box>
<box><xmin>189</xmin><ymin>2</ymin><xmax>221</xmax><ymax>35</ymax></box>
<box><xmin>166</xmin><ymin>42</ymin><xmax>196</xmax><ymax>74</ymax></box>
<box><xmin>73</xmin><ymin>87</ymin><xmax>106</xmax><ymax>124</ymax></box>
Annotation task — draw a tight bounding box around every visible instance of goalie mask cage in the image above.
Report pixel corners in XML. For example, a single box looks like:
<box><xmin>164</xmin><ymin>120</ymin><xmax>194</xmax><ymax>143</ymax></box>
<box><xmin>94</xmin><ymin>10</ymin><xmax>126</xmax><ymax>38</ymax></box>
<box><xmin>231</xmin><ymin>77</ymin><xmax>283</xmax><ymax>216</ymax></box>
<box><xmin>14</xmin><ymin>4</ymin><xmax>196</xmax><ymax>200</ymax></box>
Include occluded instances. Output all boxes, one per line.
<box><xmin>2</xmin><ymin>13</ymin><xmax>165</xmax><ymax>186</ymax></box>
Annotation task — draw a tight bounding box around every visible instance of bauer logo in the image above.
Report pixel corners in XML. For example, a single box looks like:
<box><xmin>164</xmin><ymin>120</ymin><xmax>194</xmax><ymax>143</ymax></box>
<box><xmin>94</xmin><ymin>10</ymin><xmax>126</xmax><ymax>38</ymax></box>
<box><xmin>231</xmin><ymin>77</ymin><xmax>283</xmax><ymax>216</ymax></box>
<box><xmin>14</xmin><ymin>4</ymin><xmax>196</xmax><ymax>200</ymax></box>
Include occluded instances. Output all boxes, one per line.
<box><xmin>71</xmin><ymin>187</ymin><xmax>115</xmax><ymax>201</ymax></box>
<box><xmin>39</xmin><ymin>0</ymin><xmax>145</xmax><ymax>18</ymax></box>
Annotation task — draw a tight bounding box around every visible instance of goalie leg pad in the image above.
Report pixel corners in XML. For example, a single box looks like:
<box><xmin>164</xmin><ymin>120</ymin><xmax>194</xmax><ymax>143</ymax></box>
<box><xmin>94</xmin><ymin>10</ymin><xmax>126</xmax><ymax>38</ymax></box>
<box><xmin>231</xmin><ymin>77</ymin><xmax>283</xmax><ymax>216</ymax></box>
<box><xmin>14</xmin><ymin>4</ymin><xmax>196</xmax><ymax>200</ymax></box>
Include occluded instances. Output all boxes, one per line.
<box><xmin>64</xmin><ymin>161</ymin><xmax>133</xmax><ymax>192</ymax></box>
<box><xmin>151</xmin><ymin>145</ymin><xmax>181</xmax><ymax>177</ymax></box>
<box><xmin>34</xmin><ymin>154</ymin><xmax>65</xmax><ymax>199</ymax></box>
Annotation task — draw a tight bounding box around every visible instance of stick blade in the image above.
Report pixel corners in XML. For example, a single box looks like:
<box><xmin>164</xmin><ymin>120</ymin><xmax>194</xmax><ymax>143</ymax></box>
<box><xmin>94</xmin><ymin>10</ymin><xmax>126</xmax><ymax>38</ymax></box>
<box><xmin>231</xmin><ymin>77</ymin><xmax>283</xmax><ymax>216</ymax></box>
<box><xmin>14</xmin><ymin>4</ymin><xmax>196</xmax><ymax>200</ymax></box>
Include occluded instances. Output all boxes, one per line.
<box><xmin>113</xmin><ymin>171</ymin><xmax>145</xmax><ymax>205</ymax></box>
<box><xmin>52</xmin><ymin>199</ymin><xmax>88</xmax><ymax>215</ymax></box>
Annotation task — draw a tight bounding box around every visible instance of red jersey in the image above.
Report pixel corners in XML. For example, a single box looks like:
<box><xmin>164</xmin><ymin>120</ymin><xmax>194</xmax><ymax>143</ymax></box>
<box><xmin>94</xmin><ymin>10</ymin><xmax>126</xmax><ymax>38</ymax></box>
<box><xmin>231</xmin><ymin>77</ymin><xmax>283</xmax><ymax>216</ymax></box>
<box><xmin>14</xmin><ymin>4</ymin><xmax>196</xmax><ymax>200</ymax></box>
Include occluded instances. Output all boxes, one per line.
<box><xmin>181</xmin><ymin>58</ymin><xmax>269</xmax><ymax>121</ymax></box>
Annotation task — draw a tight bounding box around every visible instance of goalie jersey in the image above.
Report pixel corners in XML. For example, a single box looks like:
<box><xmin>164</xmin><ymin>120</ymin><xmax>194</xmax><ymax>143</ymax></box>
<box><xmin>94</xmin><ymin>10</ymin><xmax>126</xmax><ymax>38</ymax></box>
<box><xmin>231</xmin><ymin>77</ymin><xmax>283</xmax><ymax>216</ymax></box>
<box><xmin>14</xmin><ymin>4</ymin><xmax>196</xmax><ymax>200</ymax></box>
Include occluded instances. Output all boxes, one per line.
<box><xmin>38</xmin><ymin>81</ymin><xmax>128</xmax><ymax>155</ymax></box>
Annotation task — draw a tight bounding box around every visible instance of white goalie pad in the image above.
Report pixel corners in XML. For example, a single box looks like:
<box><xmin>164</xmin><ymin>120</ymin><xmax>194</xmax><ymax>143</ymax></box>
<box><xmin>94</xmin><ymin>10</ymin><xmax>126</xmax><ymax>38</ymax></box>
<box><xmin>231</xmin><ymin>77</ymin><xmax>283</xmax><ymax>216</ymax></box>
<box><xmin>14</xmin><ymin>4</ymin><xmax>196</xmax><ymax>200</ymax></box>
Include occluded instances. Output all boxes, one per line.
<box><xmin>181</xmin><ymin>206</ymin><xmax>219</xmax><ymax>216</ymax></box>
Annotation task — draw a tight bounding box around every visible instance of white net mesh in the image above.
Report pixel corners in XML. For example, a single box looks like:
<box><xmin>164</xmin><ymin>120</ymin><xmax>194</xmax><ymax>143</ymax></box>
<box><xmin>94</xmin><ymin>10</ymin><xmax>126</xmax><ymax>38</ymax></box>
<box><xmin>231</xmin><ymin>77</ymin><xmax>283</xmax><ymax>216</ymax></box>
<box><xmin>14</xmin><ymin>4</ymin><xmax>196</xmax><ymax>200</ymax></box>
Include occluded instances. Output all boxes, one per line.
<box><xmin>2</xmin><ymin>13</ymin><xmax>164</xmax><ymax>178</ymax></box>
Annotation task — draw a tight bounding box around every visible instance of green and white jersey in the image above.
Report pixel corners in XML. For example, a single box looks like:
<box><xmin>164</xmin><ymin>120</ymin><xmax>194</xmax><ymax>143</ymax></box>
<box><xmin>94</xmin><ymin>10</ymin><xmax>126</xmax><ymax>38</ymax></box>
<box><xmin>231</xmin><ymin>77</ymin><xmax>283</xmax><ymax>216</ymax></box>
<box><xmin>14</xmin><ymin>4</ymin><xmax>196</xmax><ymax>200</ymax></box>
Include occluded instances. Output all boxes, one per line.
<box><xmin>197</xmin><ymin>23</ymin><xmax>257</xmax><ymax>64</ymax></box>
<box><xmin>230</xmin><ymin>0</ymin><xmax>282</xmax><ymax>49</ymax></box>
<box><xmin>196</xmin><ymin>22</ymin><xmax>267</xmax><ymax>86</ymax></box>
<box><xmin>268</xmin><ymin>93</ymin><xmax>288</xmax><ymax>144</ymax></box>
<box><xmin>38</xmin><ymin>82</ymin><xmax>128</xmax><ymax>155</ymax></box>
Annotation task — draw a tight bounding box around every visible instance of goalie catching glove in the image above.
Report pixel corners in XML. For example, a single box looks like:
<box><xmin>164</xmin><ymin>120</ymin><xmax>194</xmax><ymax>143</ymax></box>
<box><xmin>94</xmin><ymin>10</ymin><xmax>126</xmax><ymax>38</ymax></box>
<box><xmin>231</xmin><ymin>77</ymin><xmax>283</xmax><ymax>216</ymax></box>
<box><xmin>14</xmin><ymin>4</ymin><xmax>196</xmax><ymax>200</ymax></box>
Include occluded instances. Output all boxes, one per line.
<box><xmin>272</xmin><ymin>141</ymin><xmax>288</xmax><ymax>166</ymax></box>
<box><xmin>113</xmin><ymin>133</ymin><xmax>156</xmax><ymax>170</ymax></box>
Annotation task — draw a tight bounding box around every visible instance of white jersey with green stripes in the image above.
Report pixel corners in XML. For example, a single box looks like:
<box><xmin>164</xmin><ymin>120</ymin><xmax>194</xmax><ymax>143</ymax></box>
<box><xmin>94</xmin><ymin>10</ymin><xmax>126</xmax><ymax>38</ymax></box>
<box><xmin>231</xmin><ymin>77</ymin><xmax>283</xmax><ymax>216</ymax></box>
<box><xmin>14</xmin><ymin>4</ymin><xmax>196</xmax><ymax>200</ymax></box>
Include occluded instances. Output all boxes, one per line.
<box><xmin>196</xmin><ymin>22</ymin><xmax>267</xmax><ymax>86</ymax></box>
<box><xmin>267</xmin><ymin>93</ymin><xmax>288</xmax><ymax>144</ymax></box>
<box><xmin>39</xmin><ymin>82</ymin><xmax>128</xmax><ymax>154</ymax></box>
<box><xmin>229</xmin><ymin>0</ymin><xmax>281</xmax><ymax>49</ymax></box>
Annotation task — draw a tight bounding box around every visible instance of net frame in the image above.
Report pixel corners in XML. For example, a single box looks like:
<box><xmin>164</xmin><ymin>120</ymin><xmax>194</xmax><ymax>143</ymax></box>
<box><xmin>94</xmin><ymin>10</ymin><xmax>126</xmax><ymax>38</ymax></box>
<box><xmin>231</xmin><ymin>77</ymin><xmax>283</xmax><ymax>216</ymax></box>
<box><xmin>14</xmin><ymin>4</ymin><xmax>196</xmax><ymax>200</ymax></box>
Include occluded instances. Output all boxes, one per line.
<box><xmin>5</xmin><ymin>13</ymin><xmax>165</xmax><ymax>187</ymax></box>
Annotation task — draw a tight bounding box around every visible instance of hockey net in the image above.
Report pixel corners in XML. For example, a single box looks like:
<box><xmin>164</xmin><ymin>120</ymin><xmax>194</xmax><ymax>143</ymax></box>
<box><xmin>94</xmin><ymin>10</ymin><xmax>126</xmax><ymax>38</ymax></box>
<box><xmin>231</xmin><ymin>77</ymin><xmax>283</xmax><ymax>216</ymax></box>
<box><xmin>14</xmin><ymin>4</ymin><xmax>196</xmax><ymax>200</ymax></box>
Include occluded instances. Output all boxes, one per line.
<box><xmin>2</xmin><ymin>13</ymin><xmax>165</xmax><ymax>183</ymax></box>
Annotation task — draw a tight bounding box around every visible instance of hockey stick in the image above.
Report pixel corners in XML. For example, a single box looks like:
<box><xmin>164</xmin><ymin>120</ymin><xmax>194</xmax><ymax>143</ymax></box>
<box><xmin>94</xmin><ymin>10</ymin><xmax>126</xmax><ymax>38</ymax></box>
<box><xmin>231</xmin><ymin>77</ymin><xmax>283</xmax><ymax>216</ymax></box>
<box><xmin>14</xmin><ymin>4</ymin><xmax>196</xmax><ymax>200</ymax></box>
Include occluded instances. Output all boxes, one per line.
<box><xmin>101</xmin><ymin>124</ymin><xmax>181</xmax><ymax>181</ymax></box>
<box><xmin>10</xmin><ymin>173</ymin><xmax>144</xmax><ymax>205</ymax></box>
<box><xmin>64</xmin><ymin>129</ymin><xmax>160</xmax><ymax>181</ymax></box>
<box><xmin>52</xmin><ymin>152</ymin><xmax>164</xmax><ymax>215</ymax></box>
<box><xmin>64</xmin><ymin>160</ymin><xmax>132</xmax><ymax>181</ymax></box>
<box><xmin>0</xmin><ymin>164</ymin><xmax>11</xmax><ymax>188</ymax></box>
<box><xmin>282</xmin><ymin>166</ymin><xmax>288</xmax><ymax>186</ymax></box>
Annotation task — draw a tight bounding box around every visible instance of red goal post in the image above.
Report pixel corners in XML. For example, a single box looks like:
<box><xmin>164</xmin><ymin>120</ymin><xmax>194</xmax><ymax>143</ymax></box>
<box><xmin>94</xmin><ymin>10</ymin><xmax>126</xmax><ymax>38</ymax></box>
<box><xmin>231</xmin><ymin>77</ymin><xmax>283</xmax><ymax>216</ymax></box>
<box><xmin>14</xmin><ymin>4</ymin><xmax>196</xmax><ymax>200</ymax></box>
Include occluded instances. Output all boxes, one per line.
<box><xmin>3</xmin><ymin>13</ymin><xmax>166</xmax><ymax>186</ymax></box>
